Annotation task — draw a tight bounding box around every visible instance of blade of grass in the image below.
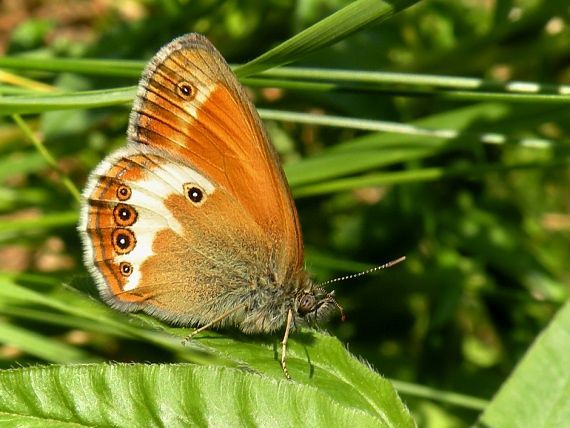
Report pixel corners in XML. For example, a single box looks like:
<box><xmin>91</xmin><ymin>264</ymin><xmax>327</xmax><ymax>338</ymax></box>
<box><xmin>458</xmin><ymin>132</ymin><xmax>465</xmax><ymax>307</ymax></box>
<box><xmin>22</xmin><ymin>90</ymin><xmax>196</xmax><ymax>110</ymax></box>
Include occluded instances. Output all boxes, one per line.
<box><xmin>1</xmin><ymin>80</ymin><xmax>568</xmax><ymax>118</ymax></box>
<box><xmin>2</xmin><ymin>56</ymin><xmax>569</xmax><ymax>102</ymax></box>
<box><xmin>0</xmin><ymin>305</ymin><xmax>128</xmax><ymax>338</ymax></box>
<box><xmin>260</xmin><ymin>109</ymin><xmax>556</xmax><ymax>149</ymax></box>
<box><xmin>0</xmin><ymin>211</ymin><xmax>78</xmax><ymax>235</ymax></box>
<box><xmin>0</xmin><ymin>70</ymin><xmax>55</xmax><ymax>92</ymax></box>
<box><xmin>234</xmin><ymin>0</ymin><xmax>420</xmax><ymax>77</ymax></box>
<box><xmin>0</xmin><ymin>87</ymin><xmax>135</xmax><ymax>115</ymax></box>
<box><xmin>0</xmin><ymin>322</ymin><xmax>100</xmax><ymax>363</ymax></box>
<box><xmin>390</xmin><ymin>379</ymin><xmax>488</xmax><ymax>411</ymax></box>
<box><xmin>330</xmin><ymin>102</ymin><xmax>560</xmax><ymax>152</ymax></box>
<box><xmin>259</xmin><ymin>67</ymin><xmax>570</xmax><ymax>96</ymax></box>
<box><xmin>0</xmin><ymin>56</ymin><xmax>142</xmax><ymax>77</ymax></box>
<box><xmin>0</xmin><ymin>275</ymin><xmax>232</xmax><ymax>367</ymax></box>
<box><xmin>0</xmin><ymin>86</ymin><xmax>558</xmax><ymax>150</ymax></box>
<box><xmin>285</xmin><ymin>148</ymin><xmax>437</xmax><ymax>187</ymax></box>
<box><xmin>292</xmin><ymin>159</ymin><xmax>570</xmax><ymax>198</ymax></box>
<box><xmin>249</xmin><ymin>76</ymin><xmax>570</xmax><ymax>103</ymax></box>
<box><xmin>0</xmin><ymin>86</ymin><xmax>40</xmax><ymax>95</ymax></box>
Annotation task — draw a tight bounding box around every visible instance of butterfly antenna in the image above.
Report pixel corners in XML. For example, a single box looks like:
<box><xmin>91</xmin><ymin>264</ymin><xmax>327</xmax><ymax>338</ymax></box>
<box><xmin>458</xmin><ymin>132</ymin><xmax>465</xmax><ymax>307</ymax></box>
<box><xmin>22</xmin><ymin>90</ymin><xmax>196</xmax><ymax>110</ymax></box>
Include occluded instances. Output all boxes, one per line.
<box><xmin>318</xmin><ymin>256</ymin><xmax>406</xmax><ymax>288</ymax></box>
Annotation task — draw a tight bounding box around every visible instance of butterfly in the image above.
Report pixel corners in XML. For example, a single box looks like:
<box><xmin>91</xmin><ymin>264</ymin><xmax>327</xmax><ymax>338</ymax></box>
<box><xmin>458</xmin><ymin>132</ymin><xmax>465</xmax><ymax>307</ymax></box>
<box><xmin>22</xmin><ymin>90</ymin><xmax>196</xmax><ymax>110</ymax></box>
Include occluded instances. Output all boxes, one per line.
<box><xmin>78</xmin><ymin>33</ymin><xmax>342</xmax><ymax>378</ymax></box>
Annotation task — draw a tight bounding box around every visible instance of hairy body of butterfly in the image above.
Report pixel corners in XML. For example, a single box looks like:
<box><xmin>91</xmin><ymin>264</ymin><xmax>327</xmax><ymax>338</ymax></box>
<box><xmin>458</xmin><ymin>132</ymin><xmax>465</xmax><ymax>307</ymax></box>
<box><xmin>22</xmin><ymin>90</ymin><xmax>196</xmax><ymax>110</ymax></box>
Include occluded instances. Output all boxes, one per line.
<box><xmin>79</xmin><ymin>33</ymin><xmax>338</xmax><ymax>378</ymax></box>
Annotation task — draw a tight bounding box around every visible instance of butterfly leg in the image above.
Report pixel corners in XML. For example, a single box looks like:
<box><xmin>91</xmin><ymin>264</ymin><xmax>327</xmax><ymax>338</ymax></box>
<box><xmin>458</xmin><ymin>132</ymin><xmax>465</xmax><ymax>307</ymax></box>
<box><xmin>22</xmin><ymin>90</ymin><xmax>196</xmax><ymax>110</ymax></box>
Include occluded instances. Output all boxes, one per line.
<box><xmin>280</xmin><ymin>308</ymin><xmax>294</xmax><ymax>380</ymax></box>
<box><xmin>182</xmin><ymin>303</ymin><xmax>247</xmax><ymax>344</ymax></box>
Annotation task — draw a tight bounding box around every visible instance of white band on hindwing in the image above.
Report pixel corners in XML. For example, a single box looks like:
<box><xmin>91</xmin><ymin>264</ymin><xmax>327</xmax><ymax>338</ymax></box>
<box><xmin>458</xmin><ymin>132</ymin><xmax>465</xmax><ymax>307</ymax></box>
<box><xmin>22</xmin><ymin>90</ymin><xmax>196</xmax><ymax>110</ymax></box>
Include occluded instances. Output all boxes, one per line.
<box><xmin>79</xmin><ymin>145</ymin><xmax>215</xmax><ymax>292</ymax></box>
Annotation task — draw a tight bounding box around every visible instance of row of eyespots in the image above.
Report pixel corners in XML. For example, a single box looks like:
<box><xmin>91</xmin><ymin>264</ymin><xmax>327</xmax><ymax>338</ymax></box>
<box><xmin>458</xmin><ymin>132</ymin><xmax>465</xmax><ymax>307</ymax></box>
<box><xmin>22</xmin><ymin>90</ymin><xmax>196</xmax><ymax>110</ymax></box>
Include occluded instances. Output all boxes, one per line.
<box><xmin>113</xmin><ymin>185</ymin><xmax>136</xmax><ymax>277</ymax></box>
<box><xmin>102</xmin><ymin>80</ymin><xmax>193</xmax><ymax>282</ymax></box>
<box><xmin>110</xmin><ymin>181</ymin><xmax>206</xmax><ymax>279</ymax></box>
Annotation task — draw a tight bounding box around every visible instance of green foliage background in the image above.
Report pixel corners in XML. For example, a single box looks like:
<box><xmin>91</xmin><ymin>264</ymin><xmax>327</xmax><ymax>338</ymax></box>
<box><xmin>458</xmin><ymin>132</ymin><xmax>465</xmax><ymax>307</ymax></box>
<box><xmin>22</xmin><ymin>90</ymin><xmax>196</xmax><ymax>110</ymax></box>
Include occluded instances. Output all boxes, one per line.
<box><xmin>0</xmin><ymin>0</ymin><xmax>569</xmax><ymax>426</ymax></box>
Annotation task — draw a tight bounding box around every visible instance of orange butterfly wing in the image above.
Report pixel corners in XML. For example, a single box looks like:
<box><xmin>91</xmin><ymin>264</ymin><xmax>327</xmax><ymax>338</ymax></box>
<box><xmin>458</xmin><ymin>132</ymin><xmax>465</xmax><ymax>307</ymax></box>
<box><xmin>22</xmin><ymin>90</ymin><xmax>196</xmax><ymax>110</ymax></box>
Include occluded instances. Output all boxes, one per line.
<box><xmin>80</xmin><ymin>34</ymin><xmax>311</xmax><ymax>333</ymax></box>
<box><xmin>127</xmin><ymin>33</ymin><xmax>303</xmax><ymax>271</ymax></box>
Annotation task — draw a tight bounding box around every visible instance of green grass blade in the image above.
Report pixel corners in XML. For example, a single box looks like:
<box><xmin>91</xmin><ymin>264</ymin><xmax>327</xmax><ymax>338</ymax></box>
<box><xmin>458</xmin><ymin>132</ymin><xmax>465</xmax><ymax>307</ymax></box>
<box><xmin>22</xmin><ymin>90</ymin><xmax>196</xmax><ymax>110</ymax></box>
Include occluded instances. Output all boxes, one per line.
<box><xmin>261</xmin><ymin>108</ymin><xmax>556</xmax><ymax>149</ymax></box>
<box><xmin>260</xmin><ymin>67</ymin><xmax>570</xmax><ymax>96</ymax></box>
<box><xmin>234</xmin><ymin>0</ymin><xmax>420</xmax><ymax>77</ymax></box>
<box><xmin>0</xmin><ymin>305</ymin><xmax>127</xmax><ymax>338</ymax></box>
<box><xmin>0</xmin><ymin>211</ymin><xmax>78</xmax><ymax>235</ymax></box>
<box><xmin>285</xmin><ymin>149</ymin><xmax>435</xmax><ymax>187</ymax></box>
<box><xmin>0</xmin><ymin>56</ymin><xmax>142</xmax><ymax>77</ymax></box>
<box><xmin>0</xmin><ymin>87</ymin><xmax>135</xmax><ymax>115</ymax></box>
<box><xmin>0</xmin><ymin>322</ymin><xmax>98</xmax><ymax>363</ymax></box>
<box><xmin>0</xmin><ymin>275</ymin><xmax>229</xmax><ymax>366</ymax></box>
<box><xmin>391</xmin><ymin>379</ymin><xmax>488</xmax><ymax>411</ymax></box>
<box><xmin>292</xmin><ymin>159</ymin><xmax>569</xmax><ymax>197</ymax></box>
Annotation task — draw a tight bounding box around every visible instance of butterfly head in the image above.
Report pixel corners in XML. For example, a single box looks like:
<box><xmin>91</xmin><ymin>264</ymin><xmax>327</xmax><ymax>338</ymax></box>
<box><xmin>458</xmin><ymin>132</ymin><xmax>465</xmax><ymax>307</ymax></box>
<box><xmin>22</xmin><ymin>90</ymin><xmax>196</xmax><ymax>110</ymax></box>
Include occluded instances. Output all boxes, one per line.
<box><xmin>294</xmin><ymin>286</ymin><xmax>345</xmax><ymax>325</ymax></box>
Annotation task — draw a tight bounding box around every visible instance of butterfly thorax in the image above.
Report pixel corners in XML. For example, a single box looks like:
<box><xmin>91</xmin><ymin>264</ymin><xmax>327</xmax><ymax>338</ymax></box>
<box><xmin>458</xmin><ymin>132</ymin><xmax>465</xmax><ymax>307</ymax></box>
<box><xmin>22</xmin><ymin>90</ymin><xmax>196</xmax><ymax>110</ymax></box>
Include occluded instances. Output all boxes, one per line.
<box><xmin>181</xmin><ymin>266</ymin><xmax>336</xmax><ymax>334</ymax></box>
<box><xmin>231</xmin><ymin>270</ymin><xmax>338</xmax><ymax>334</ymax></box>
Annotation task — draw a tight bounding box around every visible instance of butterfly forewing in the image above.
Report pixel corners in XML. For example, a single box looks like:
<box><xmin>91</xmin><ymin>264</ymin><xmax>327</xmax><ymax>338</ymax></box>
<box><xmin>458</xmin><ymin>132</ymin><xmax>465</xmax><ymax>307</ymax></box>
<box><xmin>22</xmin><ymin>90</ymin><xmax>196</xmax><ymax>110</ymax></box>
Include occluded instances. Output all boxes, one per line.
<box><xmin>127</xmin><ymin>34</ymin><xmax>303</xmax><ymax>270</ymax></box>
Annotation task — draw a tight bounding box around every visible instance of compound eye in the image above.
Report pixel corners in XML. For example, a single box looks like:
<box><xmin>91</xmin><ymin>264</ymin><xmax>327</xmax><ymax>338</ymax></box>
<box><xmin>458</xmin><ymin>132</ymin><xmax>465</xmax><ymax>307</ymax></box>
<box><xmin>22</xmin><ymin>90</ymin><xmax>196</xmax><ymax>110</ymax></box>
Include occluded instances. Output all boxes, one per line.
<box><xmin>297</xmin><ymin>293</ymin><xmax>316</xmax><ymax>316</ymax></box>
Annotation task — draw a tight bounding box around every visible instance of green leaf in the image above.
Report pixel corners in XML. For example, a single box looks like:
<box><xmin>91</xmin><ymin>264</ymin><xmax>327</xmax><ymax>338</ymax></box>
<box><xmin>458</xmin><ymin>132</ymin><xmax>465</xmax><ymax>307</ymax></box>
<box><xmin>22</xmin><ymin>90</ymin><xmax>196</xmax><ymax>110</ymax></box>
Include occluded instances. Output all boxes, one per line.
<box><xmin>0</xmin><ymin>364</ymin><xmax>413</xmax><ymax>427</ymax></box>
<box><xmin>0</xmin><ymin>275</ymin><xmax>412</xmax><ymax>425</ymax></box>
<box><xmin>477</xmin><ymin>301</ymin><xmax>570</xmax><ymax>427</ymax></box>
<box><xmin>190</xmin><ymin>330</ymin><xmax>408</xmax><ymax>420</ymax></box>
<box><xmin>0</xmin><ymin>273</ymin><xmax>413</xmax><ymax>422</ymax></box>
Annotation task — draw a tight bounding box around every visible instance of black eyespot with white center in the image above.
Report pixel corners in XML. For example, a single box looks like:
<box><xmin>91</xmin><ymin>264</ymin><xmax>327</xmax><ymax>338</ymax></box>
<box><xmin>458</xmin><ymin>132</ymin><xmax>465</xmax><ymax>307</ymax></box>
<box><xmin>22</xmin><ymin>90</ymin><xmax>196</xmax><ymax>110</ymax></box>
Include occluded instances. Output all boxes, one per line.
<box><xmin>116</xmin><ymin>185</ymin><xmax>131</xmax><ymax>201</ymax></box>
<box><xmin>113</xmin><ymin>203</ymin><xmax>137</xmax><ymax>227</ymax></box>
<box><xmin>119</xmin><ymin>262</ymin><xmax>133</xmax><ymax>277</ymax></box>
<box><xmin>119</xmin><ymin>208</ymin><xmax>130</xmax><ymax>220</ymax></box>
<box><xmin>176</xmin><ymin>81</ymin><xmax>195</xmax><ymax>99</ymax></box>
<box><xmin>188</xmin><ymin>187</ymin><xmax>202</xmax><ymax>202</ymax></box>
<box><xmin>183</xmin><ymin>183</ymin><xmax>206</xmax><ymax>206</ymax></box>
<box><xmin>112</xmin><ymin>228</ymin><xmax>136</xmax><ymax>254</ymax></box>
<box><xmin>117</xmin><ymin>234</ymin><xmax>129</xmax><ymax>248</ymax></box>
